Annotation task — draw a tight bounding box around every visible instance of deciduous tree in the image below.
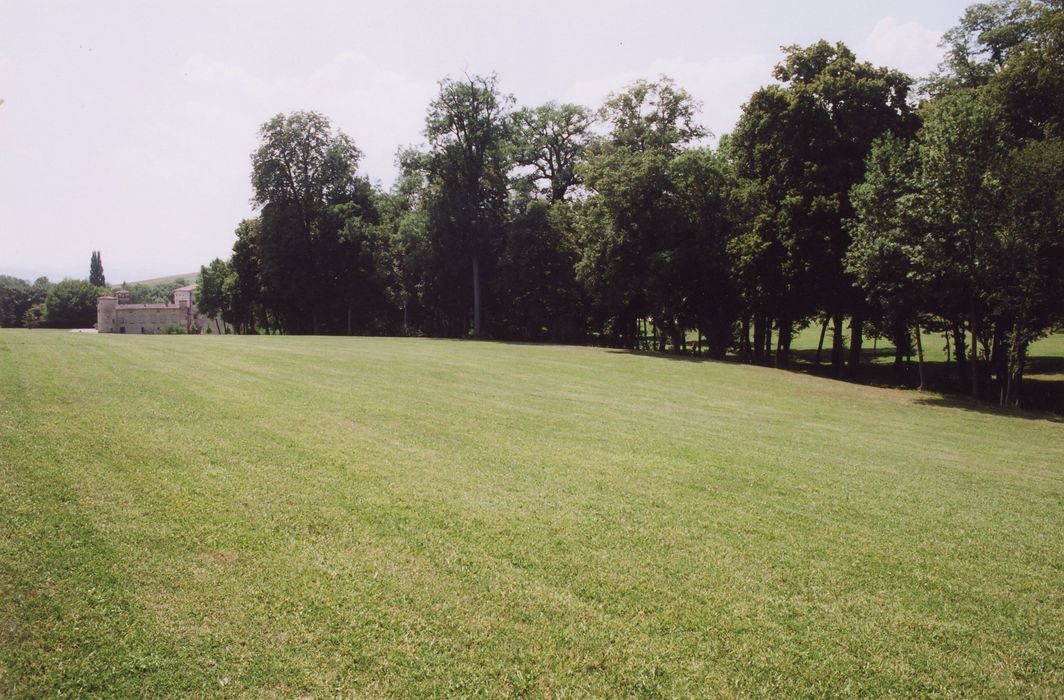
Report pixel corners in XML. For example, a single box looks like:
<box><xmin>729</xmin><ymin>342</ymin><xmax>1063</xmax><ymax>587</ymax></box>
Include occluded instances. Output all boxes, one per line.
<box><xmin>420</xmin><ymin>74</ymin><xmax>513</xmax><ymax>338</ymax></box>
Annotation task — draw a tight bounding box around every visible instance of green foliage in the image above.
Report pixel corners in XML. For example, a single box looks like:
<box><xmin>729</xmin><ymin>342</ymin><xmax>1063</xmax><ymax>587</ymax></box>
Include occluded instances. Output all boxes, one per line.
<box><xmin>577</xmin><ymin>78</ymin><xmax>709</xmax><ymax>348</ymax></box>
<box><xmin>227</xmin><ymin>219</ymin><xmax>264</xmax><ymax>334</ymax></box>
<box><xmin>730</xmin><ymin>40</ymin><xmax>917</xmax><ymax>368</ymax></box>
<box><xmin>420</xmin><ymin>74</ymin><xmax>514</xmax><ymax>338</ymax></box>
<box><xmin>846</xmin><ymin>0</ymin><xmax>1063</xmax><ymax>404</ymax></box>
<box><xmin>846</xmin><ymin>136</ymin><xmax>926</xmax><ymax>322</ymax></box>
<box><xmin>22</xmin><ymin>303</ymin><xmax>43</xmax><ymax>329</ymax></box>
<box><xmin>931</xmin><ymin>0</ymin><xmax>1046</xmax><ymax>91</ymax></box>
<box><xmin>0</xmin><ymin>276</ymin><xmax>49</xmax><ymax>328</ymax></box>
<box><xmin>251</xmin><ymin>111</ymin><xmax>376</xmax><ymax>335</ymax></box>
<box><xmin>122</xmin><ymin>279</ymin><xmax>190</xmax><ymax>304</ymax></box>
<box><xmin>598</xmin><ymin>77</ymin><xmax>706</xmax><ymax>154</ymax></box>
<box><xmin>0</xmin><ymin>276</ymin><xmax>31</xmax><ymax>328</ymax></box>
<box><xmin>512</xmin><ymin>102</ymin><xmax>595</xmax><ymax>201</ymax></box>
<box><xmin>987</xmin><ymin>0</ymin><xmax>1064</xmax><ymax>139</ymax></box>
<box><xmin>492</xmin><ymin>199</ymin><xmax>585</xmax><ymax>342</ymax></box>
<box><xmin>89</xmin><ymin>251</ymin><xmax>106</xmax><ymax>288</ymax></box>
<box><xmin>186</xmin><ymin>0</ymin><xmax>1061</xmax><ymax>405</ymax></box>
<box><xmin>196</xmin><ymin>258</ymin><xmax>231</xmax><ymax>327</ymax></box>
<box><xmin>41</xmin><ymin>279</ymin><xmax>106</xmax><ymax>328</ymax></box>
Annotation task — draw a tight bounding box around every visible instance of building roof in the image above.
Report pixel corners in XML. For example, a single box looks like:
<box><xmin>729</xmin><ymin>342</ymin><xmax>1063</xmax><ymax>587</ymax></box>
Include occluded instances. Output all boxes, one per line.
<box><xmin>174</xmin><ymin>284</ymin><xmax>197</xmax><ymax>292</ymax></box>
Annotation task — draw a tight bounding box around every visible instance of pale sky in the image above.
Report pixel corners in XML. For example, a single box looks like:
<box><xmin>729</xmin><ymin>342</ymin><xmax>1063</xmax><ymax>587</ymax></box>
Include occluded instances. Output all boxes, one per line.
<box><xmin>1</xmin><ymin>0</ymin><xmax>969</xmax><ymax>283</ymax></box>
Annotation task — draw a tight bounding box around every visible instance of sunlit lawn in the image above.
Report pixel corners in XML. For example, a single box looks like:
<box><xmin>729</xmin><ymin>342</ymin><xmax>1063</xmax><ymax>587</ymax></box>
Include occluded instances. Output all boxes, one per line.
<box><xmin>1</xmin><ymin>330</ymin><xmax>1062</xmax><ymax>697</ymax></box>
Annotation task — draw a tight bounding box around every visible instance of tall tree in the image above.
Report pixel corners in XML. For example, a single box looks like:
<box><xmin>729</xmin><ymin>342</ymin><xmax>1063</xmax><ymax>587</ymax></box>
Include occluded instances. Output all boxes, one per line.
<box><xmin>421</xmin><ymin>74</ymin><xmax>513</xmax><ymax>338</ymax></box>
<box><xmin>995</xmin><ymin>135</ymin><xmax>1064</xmax><ymax>403</ymax></box>
<box><xmin>197</xmin><ymin>258</ymin><xmax>232</xmax><ymax>334</ymax></box>
<box><xmin>667</xmin><ymin>148</ymin><xmax>742</xmax><ymax>358</ymax></box>
<box><xmin>250</xmin><ymin>111</ymin><xmax>370</xmax><ymax>334</ymax></box>
<box><xmin>846</xmin><ymin>135</ymin><xmax>932</xmax><ymax>385</ymax></box>
<box><xmin>578</xmin><ymin>78</ymin><xmax>706</xmax><ymax>349</ymax></box>
<box><xmin>918</xmin><ymin>91</ymin><xmax>1012</xmax><ymax>399</ymax></box>
<box><xmin>227</xmin><ymin>219</ymin><xmax>264</xmax><ymax>334</ymax></box>
<box><xmin>730</xmin><ymin>41</ymin><xmax>917</xmax><ymax>372</ymax></box>
<box><xmin>89</xmin><ymin>251</ymin><xmax>106</xmax><ymax>288</ymax></box>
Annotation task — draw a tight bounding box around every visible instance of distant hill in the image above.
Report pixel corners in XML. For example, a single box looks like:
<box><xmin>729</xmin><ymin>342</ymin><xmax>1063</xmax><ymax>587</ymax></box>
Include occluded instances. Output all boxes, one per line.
<box><xmin>119</xmin><ymin>273</ymin><xmax>199</xmax><ymax>287</ymax></box>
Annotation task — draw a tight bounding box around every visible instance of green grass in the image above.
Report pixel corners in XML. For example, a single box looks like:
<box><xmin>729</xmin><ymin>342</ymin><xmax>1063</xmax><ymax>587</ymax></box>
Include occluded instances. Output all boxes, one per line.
<box><xmin>789</xmin><ymin>321</ymin><xmax>1064</xmax><ymax>367</ymax></box>
<box><xmin>1</xmin><ymin>330</ymin><xmax>1062</xmax><ymax>697</ymax></box>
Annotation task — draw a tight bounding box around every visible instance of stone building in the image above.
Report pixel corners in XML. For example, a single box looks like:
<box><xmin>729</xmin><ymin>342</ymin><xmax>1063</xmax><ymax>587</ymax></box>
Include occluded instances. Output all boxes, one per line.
<box><xmin>96</xmin><ymin>284</ymin><xmax>208</xmax><ymax>334</ymax></box>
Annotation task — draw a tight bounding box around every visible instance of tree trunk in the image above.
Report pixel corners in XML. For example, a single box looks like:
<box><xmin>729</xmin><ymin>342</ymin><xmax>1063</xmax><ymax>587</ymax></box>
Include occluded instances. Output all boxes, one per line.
<box><xmin>347</xmin><ymin>302</ymin><xmax>352</xmax><ymax>336</ymax></box>
<box><xmin>815</xmin><ymin>316</ymin><xmax>829</xmax><ymax>366</ymax></box>
<box><xmin>969</xmin><ymin>301</ymin><xmax>980</xmax><ymax>400</ymax></box>
<box><xmin>1004</xmin><ymin>326</ymin><xmax>1027</xmax><ymax>407</ymax></box>
<box><xmin>671</xmin><ymin>325</ymin><xmax>685</xmax><ymax>355</ymax></box>
<box><xmin>752</xmin><ymin>315</ymin><xmax>765</xmax><ymax>364</ymax></box>
<box><xmin>764</xmin><ymin>323</ymin><xmax>773</xmax><ymax>366</ymax></box>
<box><xmin>952</xmin><ymin>319</ymin><xmax>968</xmax><ymax>389</ymax></box>
<box><xmin>991</xmin><ymin>324</ymin><xmax>1006</xmax><ymax>397</ymax></box>
<box><xmin>848</xmin><ymin>317</ymin><xmax>864</xmax><ymax>371</ymax></box>
<box><xmin>472</xmin><ymin>254</ymin><xmax>482</xmax><ymax>339</ymax></box>
<box><xmin>740</xmin><ymin>316</ymin><xmax>751</xmax><ymax>363</ymax></box>
<box><xmin>831</xmin><ymin>313</ymin><xmax>844</xmax><ymax>378</ymax></box>
<box><xmin>893</xmin><ymin>322</ymin><xmax>908</xmax><ymax>370</ymax></box>
<box><xmin>914</xmin><ymin>322</ymin><xmax>925</xmax><ymax>391</ymax></box>
<box><xmin>776</xmin><ymin>320</ymin><xmax>791</xmax><ymax>368</ymax></box>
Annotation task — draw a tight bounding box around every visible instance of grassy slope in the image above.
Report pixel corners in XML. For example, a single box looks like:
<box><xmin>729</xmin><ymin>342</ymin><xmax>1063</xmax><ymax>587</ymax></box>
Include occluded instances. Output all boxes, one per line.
<box><xmin>120</xmin><ymin>273</ymin><xmax>199</xmax><ymax>287</ymax></box>
<box><xmin>1</xmin><ymin>331</ymin><xmax>1061</xmax><ymax>697</ymax></box>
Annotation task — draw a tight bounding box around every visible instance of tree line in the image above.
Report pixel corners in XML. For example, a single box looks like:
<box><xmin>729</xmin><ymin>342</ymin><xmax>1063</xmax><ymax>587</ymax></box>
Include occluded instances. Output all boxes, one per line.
<box><xmin>196</xmin><ymin>0</ymin><xmax>1062</xmax><ymax>407</ymax></box>
<box><xmin>0</xmin><ymin>251</ymin><xmax>198</xmax><ymax>329</ymax></box>
<box><xmin>0</xmin><ymin>249</ymin><xmax>109</xmax><ymax>329</ymax></box>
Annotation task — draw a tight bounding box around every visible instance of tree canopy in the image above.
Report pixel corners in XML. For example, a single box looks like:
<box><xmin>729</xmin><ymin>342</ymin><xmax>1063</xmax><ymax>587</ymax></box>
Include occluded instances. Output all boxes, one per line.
<box><xmin>196</xmin><ymin>0</ymin><xmax>1063</xmax><ymax>409</ymax></box>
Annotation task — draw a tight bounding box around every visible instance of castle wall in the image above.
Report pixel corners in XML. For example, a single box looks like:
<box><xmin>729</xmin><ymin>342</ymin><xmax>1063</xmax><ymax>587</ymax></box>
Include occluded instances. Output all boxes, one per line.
<box><xmin>97</xmin><ymin>297</ymin><xmax>117</xmax><ymax>333</ymax></box>
<box><xmin>96</xmin><ymin>285</ymin><xmax>208</xmax><ymax>334</ymax></box>
<box><xmin>114</xmin><ymin>306</ymin><xmax>192</xmax><ymax>334</ymax></box>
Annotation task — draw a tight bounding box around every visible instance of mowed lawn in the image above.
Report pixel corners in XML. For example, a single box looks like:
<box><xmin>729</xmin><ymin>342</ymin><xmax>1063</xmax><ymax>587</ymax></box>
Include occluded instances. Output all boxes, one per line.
<box><xmin>1</xmin><ymin>331</ymin><xmax>1062</xmax><ymax>697</ymax></box>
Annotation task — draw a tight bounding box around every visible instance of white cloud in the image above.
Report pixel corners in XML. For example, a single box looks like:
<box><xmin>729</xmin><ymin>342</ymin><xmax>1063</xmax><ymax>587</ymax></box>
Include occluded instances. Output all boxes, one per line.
<box><xmin>859</xmin><ymin>17</ymin><xmax>944</xmax><ymax>79</ymax></box>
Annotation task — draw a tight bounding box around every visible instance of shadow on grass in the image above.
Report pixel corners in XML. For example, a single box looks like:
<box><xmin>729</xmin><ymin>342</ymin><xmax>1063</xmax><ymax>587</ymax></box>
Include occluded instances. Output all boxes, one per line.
<box><xmin>911</xmin><ymin>393</ymin><xmax>1064</xmax><ymax>423</ymax></box>
<box><xmin>1026</xmin><ymin>355</ymin><xmax>1064</xmax><ymax>376</ymax></box>
<box><xmin>603</xmin><ymin>347</ymin><xmax>720</xmax><ymax>364</ymax></box>
<box><xmin>604</xmin><ymin>345</ymin><xmax>1064</xmax><ymax>419</ymax></box>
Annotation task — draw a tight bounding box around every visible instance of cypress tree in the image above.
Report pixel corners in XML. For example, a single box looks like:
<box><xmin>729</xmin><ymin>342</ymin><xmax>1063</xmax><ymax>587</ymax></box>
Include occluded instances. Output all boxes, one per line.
<box><xmin>89</xmin><ymin>251</ymin><xmax>106</xmax><ymax>288</ymax></box>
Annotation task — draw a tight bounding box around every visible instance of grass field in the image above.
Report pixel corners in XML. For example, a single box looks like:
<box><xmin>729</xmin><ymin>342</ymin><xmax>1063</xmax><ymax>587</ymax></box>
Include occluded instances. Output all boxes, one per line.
<box><xmin>1</xmin><ymin>330</ymin><xmax>1062</xmax><ymax>697</ymax></box>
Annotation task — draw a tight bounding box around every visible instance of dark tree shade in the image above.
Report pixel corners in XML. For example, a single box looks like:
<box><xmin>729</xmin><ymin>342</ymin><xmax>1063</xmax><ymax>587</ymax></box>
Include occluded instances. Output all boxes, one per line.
<box><xmin>421</xmin><ymin>74</ymin><xmax>514</xmax><ymax>339</ymax></box>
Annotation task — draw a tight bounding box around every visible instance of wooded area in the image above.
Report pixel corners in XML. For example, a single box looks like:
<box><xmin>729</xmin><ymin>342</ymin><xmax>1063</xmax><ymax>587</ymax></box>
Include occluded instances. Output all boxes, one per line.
<box><xmin>26</xmin><ymin>0</ymin><xmax>1059</xmax><ymax>408</ymax></box>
